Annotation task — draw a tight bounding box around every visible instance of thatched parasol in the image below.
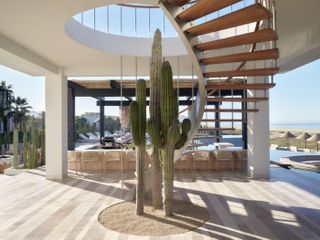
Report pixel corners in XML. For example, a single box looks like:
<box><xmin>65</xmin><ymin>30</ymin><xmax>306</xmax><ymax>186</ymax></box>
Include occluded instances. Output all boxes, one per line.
<box><xmin>308</xmin><ymin>134</ymin><xmax>320</xmax><ymax>151</ymax></box>
<box><xmin>279</xmin><ymin>131</ymin><xmax>296</xmax><ymax>149</ymax></box>
<box><xmin>296</xmin><ymin>132</ymin><xmax>311</xmax><ymax>148</ymax></box>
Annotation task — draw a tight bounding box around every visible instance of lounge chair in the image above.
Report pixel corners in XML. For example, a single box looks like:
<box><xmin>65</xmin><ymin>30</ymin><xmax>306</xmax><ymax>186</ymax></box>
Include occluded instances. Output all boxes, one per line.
<box><xmin>87</xmin><ymin>132</ymin><xmax>98</xmax><ymax>140</ymax></box>
<box><xmin>81</xmin><ymin>150</ymin><xmax>103</xmax><ymax>173</ymax></box>
<box><xmin>124</xmin><ymin>150</ymin><xmax>150</xmax><ymax>170</ymax></box>
<box><xmin>289</xmin><ymin>146</ymin><xmax>298</xmax><ymax>152</ymax></box>
<box><xmin>234</xmin><ymin>150</ymin><xmax>247</xmax><ymax>171</ymax></box>
<box><xmin>270</xmin><ymin>144</ymin><xmax>279</xmax><ymax>150</ymax></box>
<box><xmin>193</xmin><ymin>150</ymin><xmax>212</xmax><ymax>171</ymax></box>
<box><xmin>79</xmin><ymin>133</ymin><xmax>89</xmax><ymax>140</ymax></box>
<box><xmin>175</xmin><ymin>151</ymin><xmax>192</xmax><ymax>170</ymax></box>
<box><xmin>215</xmin><ymin>150</ymin><xmax>235</xmax><ymax>171</ymax></box>
<box><xmin>68</xmin><ymin>151</ymin><xmax>82</xmax><ymax>174</ymax></box>
<box><xmin>103</xmin><ymin>150</ymin><xmax>123</xmax><ymax>171</ymax></box>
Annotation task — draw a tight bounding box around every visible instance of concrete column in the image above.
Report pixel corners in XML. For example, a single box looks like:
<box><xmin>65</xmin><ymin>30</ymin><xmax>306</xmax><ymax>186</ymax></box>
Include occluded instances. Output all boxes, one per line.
<box><xmin>247</xmin><ymin>76</ymin><xmax>270</xmax><ymax>179</ymax></box>
<box><xmin>45</xmin><ymin>70</ymin><xmax>68</xmax><ymax>180</ymax></box>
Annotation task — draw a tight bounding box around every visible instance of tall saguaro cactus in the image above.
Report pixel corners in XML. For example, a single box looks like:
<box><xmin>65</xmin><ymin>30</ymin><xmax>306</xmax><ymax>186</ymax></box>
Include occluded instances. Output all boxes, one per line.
<box><xmin>130</xmin><ymin>79</ymin><xmax>147</xmax><ymax>215</ymax></box>
<box><xmin>149</xmin><ymin>29</ymin><xmax>163</xmax><ymax>209</ymax></box>
<box><xmin>148</xmin><ymin>61</ymin><xmax>191</xmax><ymax>216</ymax></box>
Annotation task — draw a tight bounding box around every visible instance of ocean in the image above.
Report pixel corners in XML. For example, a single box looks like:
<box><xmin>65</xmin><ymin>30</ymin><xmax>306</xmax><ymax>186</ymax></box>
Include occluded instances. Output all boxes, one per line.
<box><xmin>270</xmin><ymin>123</ymin><xmax>320</xmax><ymax>129</ymax></box>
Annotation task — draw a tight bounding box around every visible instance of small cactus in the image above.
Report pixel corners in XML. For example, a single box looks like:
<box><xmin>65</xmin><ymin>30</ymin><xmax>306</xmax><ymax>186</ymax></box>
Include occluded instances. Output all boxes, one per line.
<box><xmin>130</xmin><ymin>79</ymin><xmax>147</xmax><ymax>215</ymax></box>
<box><xmin>13</xmin><ymin>128</ymin><xmax>19</xmax><ymax>169</ymax></box>
<box><xmin>29</xmin><ymin>117</ymin><xmax>37</xmax><ymax>169</ymax></box>
<box><xmin>23</xmin><ymin>128</ymin><xmax>29</xmax><ymax>168</ymax></box>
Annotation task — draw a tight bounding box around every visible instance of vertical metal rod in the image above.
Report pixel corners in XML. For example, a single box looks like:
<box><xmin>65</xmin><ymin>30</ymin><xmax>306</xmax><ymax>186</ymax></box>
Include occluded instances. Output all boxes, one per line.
<box><xmin>191</xmin><ymin>64</ymin><xmax>195</xmax><ymax>103</ymax></box>
<box><xmin>177</xmin><ymin>56</ymin><xmax>180</xmax><ymax>98</ymax></box>
<box><xmin>231</xmin><ymin>89</ymin><xmax>234</xmax><ymax>129</ymax></box>
<box><xmin>163</xmin><ymin>12</ymin><xmax>166</xmax><ymax>38</ymax></box>
<box><xmin>148</xmin><ymin>8</ymin><xmax>151</xmax><ymax>38</ymax></box>
<box><xmin>94</xmin><ymin>8</ymin><xmax>96</xmax><ymax>30</ymax></box>
<box><xmin>135</xmin><ymin>57</ymin><xmax>138</xmax><ymax>80</ymax></box>
<box><xmin>134</xmin><ymin>8</ymin><xmax>137</xmax><ymax>37</ymax></box>
<box><xmin>107</xmin><ymin>6</ymin><xmax>109</xmax><ymax>33</ymax></box>
<box><xmin>120</xmin><ymin>6</ymin><xmax>123</xmax><ymax>35</ymax></box>
<box><xmin>120</xmin><ymin>55</ymin><xmax>124</xmax><ymax>189</ymax></box>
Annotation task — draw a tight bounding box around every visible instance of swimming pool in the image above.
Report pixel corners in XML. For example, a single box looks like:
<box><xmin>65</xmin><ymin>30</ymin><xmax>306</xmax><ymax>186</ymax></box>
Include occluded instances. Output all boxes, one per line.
<box><xmin>270</xmin><ymin>149</ymin><xmax>317</xmax><ymax>161</ymax></box>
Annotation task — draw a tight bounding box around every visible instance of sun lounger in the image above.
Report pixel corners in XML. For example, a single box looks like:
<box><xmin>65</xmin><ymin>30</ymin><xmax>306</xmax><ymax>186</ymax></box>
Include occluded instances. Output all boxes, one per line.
<box><xmin>79</xmin><ymin>133</ymin><xmax>89</xmax><ymax>140</ymax></box>
<box><xmin>270</xmin><ymin>144</ymin><xmax>279</xmax><ymax>150</ymax></box>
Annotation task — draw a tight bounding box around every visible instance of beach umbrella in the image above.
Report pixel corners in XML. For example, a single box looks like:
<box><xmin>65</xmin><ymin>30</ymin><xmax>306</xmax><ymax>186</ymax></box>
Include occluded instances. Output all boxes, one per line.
<box><xmin>307</xmin><ymin>133</ymin><xmax>320</xmax><ymax>142</ymax></box>
<box><xmin>307</xmin><ymin>133</ymin><xmax>320</xmax><ymax>151</ymax></box>
<box><xmin>279</xmin><ymin>131</ymin><xmax>296</xmax><ymax>149</ymax></box>
<box><xmin>296</xmin><ymin>132</ymin><xmax>311</xmax><ymax>148</ymax></box>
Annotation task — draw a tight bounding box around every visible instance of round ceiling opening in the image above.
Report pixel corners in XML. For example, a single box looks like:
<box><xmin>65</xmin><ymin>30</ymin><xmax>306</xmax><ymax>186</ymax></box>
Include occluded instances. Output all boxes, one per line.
<box><xmin>65</xmin><ymin>3</ymin><xmax>187</xmax><ymax>57</ymax></box>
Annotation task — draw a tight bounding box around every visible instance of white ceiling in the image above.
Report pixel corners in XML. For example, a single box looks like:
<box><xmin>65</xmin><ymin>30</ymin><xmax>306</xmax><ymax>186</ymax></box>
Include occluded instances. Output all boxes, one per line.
<box><xmin>0</xmin><ymin>0</ymin><xmax>319</xmax><ymax>76</ymax></box>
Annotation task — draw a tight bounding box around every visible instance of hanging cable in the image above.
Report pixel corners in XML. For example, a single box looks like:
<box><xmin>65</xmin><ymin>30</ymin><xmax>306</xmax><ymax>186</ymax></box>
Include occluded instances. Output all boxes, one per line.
<box><xmin>107</xmin><ymin>6</ymin><xmax>109</xmax><ymax>33</ymax></box>
<box><xmin>177</xmin><ymin>56</ymin><xmax>180</xmax><ymax>103</ymax></box>
<box><xmin>120</xmin><ymin>56</ymin><xmax>124</xmax><ymax>188</ymax></box>
<box><xmin>120</xmin><ymin>5</ymin><xmax>123</xmax><ymax>36</ymax></box>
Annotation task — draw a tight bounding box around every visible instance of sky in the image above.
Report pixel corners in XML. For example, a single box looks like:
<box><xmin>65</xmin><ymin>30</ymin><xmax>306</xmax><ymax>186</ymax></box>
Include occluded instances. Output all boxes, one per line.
<box><xmin>1</xmin><ymin>58</ymin><xmax>320</xmax><ymax>125</ymax></box>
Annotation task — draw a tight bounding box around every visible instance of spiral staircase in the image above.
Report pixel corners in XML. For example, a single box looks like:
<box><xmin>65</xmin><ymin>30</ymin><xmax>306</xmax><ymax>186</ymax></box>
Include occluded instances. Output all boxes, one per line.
<box><xmin>159</xmin><ymin>0</ymin><xmax>279</xmax><ymax>152</ymax></box>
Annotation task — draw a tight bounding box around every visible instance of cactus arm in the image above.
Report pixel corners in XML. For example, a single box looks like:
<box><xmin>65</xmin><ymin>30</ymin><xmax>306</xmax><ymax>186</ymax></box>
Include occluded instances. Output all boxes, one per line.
<box><xmin>181</xmin><ymin>119</ymin><xmax>191</xmax><ymax>134</ymax></box>
<box><xmin>167</xmin><ymin>123</ymin><xmax>180</xmax><ymax>145</ymax></box>
<box><xmin>130</xmin><ymin>101</ymin><xmax>141</xmax><ymax>146</ymax></box>
<box><xmin>136</xmin><ymin>80</ymin><xmax>146</xmax><ymax>144</ymax></box>
<box><xmin>175</xmin><ymin>133</ymin><xmax>188</xmax><ymax>150</ymax></box>
<box><xmin>147</xmin><ymin>119</ymin><xmax>164</xmax><ymax>149</ymax></box>
<box><xmin>160</xmin><ymin>61</ymin><xmax>174</xmax><ymax>141</ymax></box>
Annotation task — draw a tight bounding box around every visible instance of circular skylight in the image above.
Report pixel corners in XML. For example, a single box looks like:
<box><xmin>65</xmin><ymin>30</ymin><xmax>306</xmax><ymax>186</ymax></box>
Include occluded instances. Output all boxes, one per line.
<box><xmin>65</xmin><ymin>4</ymin><xmax>187</xmax><ymax>57</ymax></box>
<box><xmin>72</xmin><ymin>4</ymin><xmax>178</xmax><ymax>38</ymax></box>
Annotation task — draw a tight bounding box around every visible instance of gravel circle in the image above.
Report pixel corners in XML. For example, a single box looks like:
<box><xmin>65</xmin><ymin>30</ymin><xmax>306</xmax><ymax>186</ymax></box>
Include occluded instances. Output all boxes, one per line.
<box><xmin>98</xmin><ymin>200</ymin><xmax>209</xmax><ymax>236</ymax></box>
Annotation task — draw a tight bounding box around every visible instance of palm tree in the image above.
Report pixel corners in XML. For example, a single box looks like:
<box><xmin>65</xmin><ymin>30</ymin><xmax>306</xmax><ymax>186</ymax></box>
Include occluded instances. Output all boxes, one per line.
<box><xmin>0</xmin><ymin>81</ymin><xmax>14</xmax><ymax>104</ymax></box>
<box><xmin>0</xmin><ymin>81</ymin><xmax>14</xmax><ymax>149</ymax></box>
<box><xmin>10</xmin><ymin>97</ymin><xmax>31</xmax><ymax>130</ymax></box>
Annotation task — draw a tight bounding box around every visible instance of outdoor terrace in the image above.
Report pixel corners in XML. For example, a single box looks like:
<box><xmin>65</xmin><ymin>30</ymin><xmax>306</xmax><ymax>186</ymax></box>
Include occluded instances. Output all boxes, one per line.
<box><xmin>0</xmin><ymin>166</ymin><xmax>319</xmax><ymax>239</ymax></box>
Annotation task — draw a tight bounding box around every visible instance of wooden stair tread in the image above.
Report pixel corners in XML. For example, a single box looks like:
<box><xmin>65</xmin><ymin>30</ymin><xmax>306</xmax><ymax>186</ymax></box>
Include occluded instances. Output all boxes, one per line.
<box><xmin>204</xmin><ymin>109</ymin><xmax>258</xmax><ymax>113</ymax></box>
<box><xmin>198</xmin><ymin>128</ymin><xmax>236</xmax><ymax>131</ymax></box>
<box><xmin>187</xmin><ymin>143</ymin><xmax>208</xmax><ymax>148</ymax></box>
<box><xmin>204</xmin><ymin>67</ymin><xmax>279</xmax><ymax>78</ymax></box>
<box><xmin>195</xmin><ymin>28</ymin><xmax>278</xmax><ymax>51</ymax></box>
<box><xmin>206</xmin><ymin>97</ymin><xmax>268</xmax><ymax>102</ymax></box>
<box><xmin>187</xmin><ymin>3</ymin><xmax>272</xmax><ymax>36</ymax></box>
<box><xmin>206</xmin><ymin>82</ymin><xmax>275</xmax><ymax>90</ymax></box>
<box><xmin>193</xmin><ymin>136</ymin><xmax>220</xmax><ymax>140</ymax></box>
<box><xmin>202</xmin><ymin>119</ymin><xmax>243</xmax><ymax>122</ymax></box>
<box><xmin>178</xmin><ymin>0</ymin><xmax>241</xmax><ymax>21</ymax></box>
<box><xmin>201</xmin><ymin>49</ymin><xmax>279</xmax><ymax>65</ymax></box>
